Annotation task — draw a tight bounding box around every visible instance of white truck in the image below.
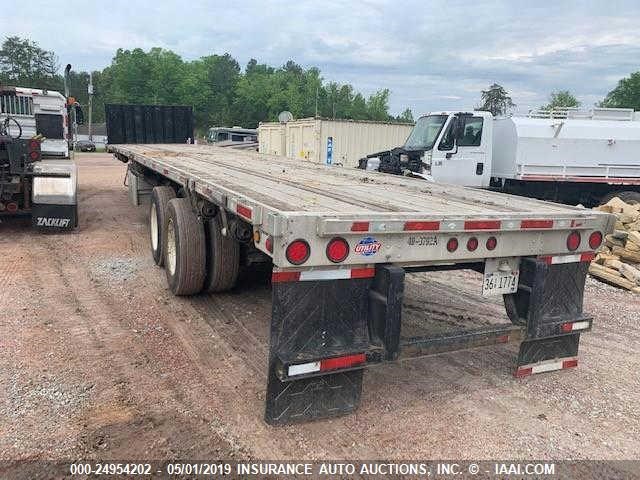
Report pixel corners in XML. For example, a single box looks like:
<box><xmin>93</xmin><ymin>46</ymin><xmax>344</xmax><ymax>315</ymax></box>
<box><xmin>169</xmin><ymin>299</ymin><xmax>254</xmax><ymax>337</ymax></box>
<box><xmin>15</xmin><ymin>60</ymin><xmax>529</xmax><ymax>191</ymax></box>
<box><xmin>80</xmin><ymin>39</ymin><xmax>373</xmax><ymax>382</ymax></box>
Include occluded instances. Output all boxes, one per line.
<box><xmin>359</xmin><ymin>108</ymin><xmax>640</xmax><ymax>206</ymax></box>
<box><xmin>109</xmin><ymin>139</ymin><xmax>613</xmax><ymax>425</ymax></box>
<box><xmin>0</xmin><ymin>71</ymin><xmax>80</xmax><ymax>229</ymax></box>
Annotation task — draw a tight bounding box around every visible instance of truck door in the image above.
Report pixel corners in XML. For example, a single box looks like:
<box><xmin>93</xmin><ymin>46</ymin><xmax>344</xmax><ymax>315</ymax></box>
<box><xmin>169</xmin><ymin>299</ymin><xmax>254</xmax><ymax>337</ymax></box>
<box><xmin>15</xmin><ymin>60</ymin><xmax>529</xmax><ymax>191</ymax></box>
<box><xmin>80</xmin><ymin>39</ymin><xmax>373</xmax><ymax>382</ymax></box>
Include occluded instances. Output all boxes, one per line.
<box><xmin>430</xmin><ymin>115</ymin><xmax>491</xmax><ymax>187</ymax></box>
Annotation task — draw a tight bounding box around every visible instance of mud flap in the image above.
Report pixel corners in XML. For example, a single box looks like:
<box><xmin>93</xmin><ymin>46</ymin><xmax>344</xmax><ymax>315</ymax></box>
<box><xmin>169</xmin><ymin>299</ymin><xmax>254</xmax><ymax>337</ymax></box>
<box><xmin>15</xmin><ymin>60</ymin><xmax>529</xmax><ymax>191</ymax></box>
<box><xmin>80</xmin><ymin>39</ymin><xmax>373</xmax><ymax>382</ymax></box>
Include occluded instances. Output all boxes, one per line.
<box><xmin>32</xmin><ymin>203</ymin><xmax>77</xmax><ymax>229</ymax></box>
<box><xmin>506</xmin><ymin>258</ymin><xmax>589</xmax><ymax>376</ymax></box>
<box><xmin>516</xmin><ymin>333</ymin><xmax>580</xmax><ymax>377</ymax></box>
<box><xmin>265</xmin><ymin>275</ymin><xmax>371</xmax><ymax>425</ymax></box>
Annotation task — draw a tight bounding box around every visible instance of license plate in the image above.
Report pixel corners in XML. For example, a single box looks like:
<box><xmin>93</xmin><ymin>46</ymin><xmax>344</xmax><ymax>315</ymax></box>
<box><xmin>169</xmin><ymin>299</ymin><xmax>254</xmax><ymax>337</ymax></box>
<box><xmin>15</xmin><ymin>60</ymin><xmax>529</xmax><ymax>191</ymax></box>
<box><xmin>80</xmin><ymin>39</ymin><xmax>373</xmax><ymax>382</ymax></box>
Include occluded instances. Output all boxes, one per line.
<box><xmin>482</xmin><ymin>258</ymin><xmax>520</xmax><ymax>296</ymax></box>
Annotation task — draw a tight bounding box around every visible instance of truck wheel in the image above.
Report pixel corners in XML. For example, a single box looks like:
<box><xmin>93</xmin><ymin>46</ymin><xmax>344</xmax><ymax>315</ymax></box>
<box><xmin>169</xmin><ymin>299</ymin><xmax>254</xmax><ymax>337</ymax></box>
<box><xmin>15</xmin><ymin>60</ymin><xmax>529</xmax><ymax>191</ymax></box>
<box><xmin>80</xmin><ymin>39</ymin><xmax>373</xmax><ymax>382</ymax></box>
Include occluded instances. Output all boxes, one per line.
<box><xmin>164</xmin><ymin>198</ymin><xmax>206</xmax><ymax>295</ymax></box>
<box><xmin>203</xmin><ymin>214</ymin><xmax>240</xmax><ymax>293</ymax></box>
<box><xmin>600</xmin><ymin>191</ymin><xmax>640</xmax><ymax>206</ymax></box>
<box><xmin>150</xmin><ymin>186</ymin><xmax>176</xmax><ymax>266</ymax></box>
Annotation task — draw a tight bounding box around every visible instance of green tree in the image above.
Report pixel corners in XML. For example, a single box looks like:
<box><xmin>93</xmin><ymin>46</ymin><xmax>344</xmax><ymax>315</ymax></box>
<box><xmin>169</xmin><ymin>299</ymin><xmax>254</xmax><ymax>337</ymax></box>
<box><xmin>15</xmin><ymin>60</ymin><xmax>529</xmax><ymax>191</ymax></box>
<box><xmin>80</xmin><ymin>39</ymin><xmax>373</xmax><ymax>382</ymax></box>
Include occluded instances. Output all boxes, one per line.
<box><xmin>366</xmin><ymin>89</ymin><xmax>392</xmax><ymax>121</ymax></box>
<box><xmin>0</xmin><ymin>36</ymin><xmax>60</xmax><ymax>89</ymax></box>
<box><xmin>476</xmin><ymin>83</ymin><xmax>515</xmax><ymax>116</ymax></box>
<box><xmin>396</xmin><ymin>108</ymin><xmax>414</xmax><ymax>123</ymax></box>
<box><xmin>542</xmin><ymin>90</ymin><xmax>580</xmax><ymax>110</ymax></box>
<box><xmin>600</xmin><ymin>71</ymin><xmax>640</xmax><ymax>110</ymax></box>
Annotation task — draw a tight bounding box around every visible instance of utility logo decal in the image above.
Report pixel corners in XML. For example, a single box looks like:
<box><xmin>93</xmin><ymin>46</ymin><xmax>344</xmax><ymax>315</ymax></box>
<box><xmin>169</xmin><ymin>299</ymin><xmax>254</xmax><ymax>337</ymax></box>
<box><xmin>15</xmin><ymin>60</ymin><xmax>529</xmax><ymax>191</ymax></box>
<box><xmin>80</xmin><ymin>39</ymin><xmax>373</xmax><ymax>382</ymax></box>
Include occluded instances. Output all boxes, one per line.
<box><xmin>36</xmin><ymin>217</ymin><xmax>71</xmax><ymax>228</ymax></box>
<box><xmin>354</xmin><ymin>236</ymin><xmax>381</xmax><ymax>256</ymax></box>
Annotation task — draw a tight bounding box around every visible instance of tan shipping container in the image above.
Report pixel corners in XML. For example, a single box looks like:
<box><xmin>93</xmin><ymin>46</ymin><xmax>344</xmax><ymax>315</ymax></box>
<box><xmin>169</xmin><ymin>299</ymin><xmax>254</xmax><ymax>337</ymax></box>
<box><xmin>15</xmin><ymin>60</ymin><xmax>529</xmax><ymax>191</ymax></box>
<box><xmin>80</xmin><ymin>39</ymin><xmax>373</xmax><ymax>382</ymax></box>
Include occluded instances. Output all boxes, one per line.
<box><xmin>260</xmin><ymin>118</ymin><xmax>413</xmax><ymax>166</ymax></box>
<box><xmin>257</xmin><ymin>122</ymin><xmax>287</xmax><ymax>156</ymax></box>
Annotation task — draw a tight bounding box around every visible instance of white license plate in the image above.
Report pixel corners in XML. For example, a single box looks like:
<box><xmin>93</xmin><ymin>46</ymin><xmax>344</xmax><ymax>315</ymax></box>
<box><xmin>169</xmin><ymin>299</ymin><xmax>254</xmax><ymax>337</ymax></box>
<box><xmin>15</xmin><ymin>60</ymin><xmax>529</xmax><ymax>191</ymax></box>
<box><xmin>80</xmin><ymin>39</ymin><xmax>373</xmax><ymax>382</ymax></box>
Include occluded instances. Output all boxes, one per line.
<box><xmin>482</xmin><ymin>258</ymin><xmax>520</xmax><ymax>296</ymax></box>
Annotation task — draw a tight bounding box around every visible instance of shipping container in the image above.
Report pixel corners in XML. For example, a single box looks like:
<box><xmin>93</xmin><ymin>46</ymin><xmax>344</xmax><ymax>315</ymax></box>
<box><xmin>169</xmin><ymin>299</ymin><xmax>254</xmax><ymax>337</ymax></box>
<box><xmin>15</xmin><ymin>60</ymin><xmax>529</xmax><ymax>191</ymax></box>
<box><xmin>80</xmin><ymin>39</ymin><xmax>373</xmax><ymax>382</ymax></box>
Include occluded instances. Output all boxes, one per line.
<box><xmin>105</xmin><ymin>104</ymin><xmax>194</xmax><ymax>144</ymax></box>
<box><xmin>259</xmin><ymin>118</ymin><xmax>413</xmax><ymax>166</ymax></box>
<box><xmin>257</xmin><ymin>122</ymin><xmax>286</xmax><ymax>156</ymax></box>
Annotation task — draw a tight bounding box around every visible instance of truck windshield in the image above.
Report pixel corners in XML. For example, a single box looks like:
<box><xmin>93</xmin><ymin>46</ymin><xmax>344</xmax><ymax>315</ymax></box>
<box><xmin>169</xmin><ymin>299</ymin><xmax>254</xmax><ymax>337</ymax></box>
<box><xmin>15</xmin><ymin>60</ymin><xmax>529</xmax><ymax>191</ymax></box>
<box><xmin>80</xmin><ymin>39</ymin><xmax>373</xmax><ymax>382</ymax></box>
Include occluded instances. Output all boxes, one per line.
<box><xmin>404</xmin><ymin>115</ymin><xmax>447</xmax><ymax>150</ymax></box>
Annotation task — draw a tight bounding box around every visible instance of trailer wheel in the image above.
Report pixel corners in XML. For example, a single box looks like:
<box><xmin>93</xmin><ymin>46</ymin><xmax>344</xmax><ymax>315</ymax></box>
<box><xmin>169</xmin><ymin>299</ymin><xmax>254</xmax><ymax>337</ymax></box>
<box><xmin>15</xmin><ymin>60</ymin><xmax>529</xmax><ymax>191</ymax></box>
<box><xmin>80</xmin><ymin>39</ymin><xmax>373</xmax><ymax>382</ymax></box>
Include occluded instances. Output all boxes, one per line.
<box><xmin>203</xmin><ymin>214</ymin><xmax>240</xmax><ymax>293</ymax></box>
<box><xmin>164</xmin><ymin>198</ymin><xmax>206</xmax><ymax>295</ymax></box>
<box><xmin>600</xmin><ymin>190</ymin><xmax>640</xmax><ymax>206</ymax></box>
<box><xmin>150</xmin><ymin>186</ymin><xmax>176</xmax><ymax>266</ymax></box>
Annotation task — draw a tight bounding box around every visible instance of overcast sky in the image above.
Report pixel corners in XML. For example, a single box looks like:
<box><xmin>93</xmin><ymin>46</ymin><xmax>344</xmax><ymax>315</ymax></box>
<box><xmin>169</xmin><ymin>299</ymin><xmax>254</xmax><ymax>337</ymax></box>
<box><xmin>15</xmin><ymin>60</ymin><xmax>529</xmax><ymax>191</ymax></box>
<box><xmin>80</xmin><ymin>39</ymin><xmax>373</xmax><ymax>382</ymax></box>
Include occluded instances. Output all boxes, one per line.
<box><xmin>5</xmin><ymin>0</ymin><xmax>640</xmax><ymax>115</ymax></box>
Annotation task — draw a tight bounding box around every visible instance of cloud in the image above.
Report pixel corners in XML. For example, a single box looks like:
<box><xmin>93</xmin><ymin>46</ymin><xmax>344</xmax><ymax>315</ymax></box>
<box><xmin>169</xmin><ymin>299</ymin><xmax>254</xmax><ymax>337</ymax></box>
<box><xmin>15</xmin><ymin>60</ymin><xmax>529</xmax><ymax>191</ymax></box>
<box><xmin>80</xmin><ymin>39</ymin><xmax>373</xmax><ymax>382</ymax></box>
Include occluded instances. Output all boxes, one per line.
<box><xmin>4</xmin><ymin>0</ymin><xmax>640</xmax><ymax>115</ymax></box>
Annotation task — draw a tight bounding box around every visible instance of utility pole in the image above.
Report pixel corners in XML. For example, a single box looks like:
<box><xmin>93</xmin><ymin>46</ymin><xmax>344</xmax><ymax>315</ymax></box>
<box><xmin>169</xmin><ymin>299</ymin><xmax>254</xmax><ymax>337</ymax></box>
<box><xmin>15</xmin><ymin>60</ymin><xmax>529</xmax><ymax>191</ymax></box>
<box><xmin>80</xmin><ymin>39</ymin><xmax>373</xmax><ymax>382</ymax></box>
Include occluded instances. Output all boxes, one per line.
<box><xmin>87</xmin><ymin>73</ymin><xmax>94</xmax><ymax>141</ymax></box>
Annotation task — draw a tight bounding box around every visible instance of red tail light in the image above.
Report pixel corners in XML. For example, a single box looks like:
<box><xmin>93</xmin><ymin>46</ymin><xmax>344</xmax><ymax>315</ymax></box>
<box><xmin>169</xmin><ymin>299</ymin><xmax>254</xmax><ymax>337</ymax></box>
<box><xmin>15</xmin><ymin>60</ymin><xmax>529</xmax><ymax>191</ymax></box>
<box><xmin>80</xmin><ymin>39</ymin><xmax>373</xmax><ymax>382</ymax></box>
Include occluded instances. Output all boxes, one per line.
<box><xmin>326</xmin><ymin>237</ymin><xmax>349</xmax><ymax>263</ymax></box>
<box><xmin>446</xmin><ymin>238</ymin><xmax>458</xmax><ymax>252</ymax></box>
<box><xmin>486</xmin><ymin>236</ymin><xmax>497</xmax><ymax>250</ymax></box>
<box><xmin>467</xmin><ymin>237</ymin><xmax>479</xmax><ymax>251</ymax></box>
<box><xmin>567</xmin><ymin>231</ymin><xmax>581</xmax><ymax>251</ymax></box>
<box><xmin>265</xmin><ymin>236</ymin><xmax>273</xmax><ymax>253</ymax></box>
<box><xmin>286</xmin><ymin>239</ymin><xmax>310</xmax><ymax>265</ymax></box>
<box><xmin>588</xmin><ymin>231</ymin><xmax>603</xmax><ymax>250</ymax></box>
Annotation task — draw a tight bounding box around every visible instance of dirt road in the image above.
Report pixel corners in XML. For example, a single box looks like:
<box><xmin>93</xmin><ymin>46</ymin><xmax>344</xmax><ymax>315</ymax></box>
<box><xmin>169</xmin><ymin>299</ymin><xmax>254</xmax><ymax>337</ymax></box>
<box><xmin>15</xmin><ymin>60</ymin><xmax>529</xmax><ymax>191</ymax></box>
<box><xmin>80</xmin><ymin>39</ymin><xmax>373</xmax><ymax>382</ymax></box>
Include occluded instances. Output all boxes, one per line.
<box><xmin>1</xmin><ymin>153</ymin><xmax>639</xmax><ymax>463</ymax></box>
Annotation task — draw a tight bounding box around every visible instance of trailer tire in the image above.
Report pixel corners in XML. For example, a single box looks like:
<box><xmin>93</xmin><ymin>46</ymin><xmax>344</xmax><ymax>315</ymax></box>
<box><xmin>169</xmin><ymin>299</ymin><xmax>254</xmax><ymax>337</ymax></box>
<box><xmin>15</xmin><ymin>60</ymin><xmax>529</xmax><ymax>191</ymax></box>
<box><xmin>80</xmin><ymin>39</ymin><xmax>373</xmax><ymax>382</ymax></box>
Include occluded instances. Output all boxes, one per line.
<box><xmin>150</xmin><ymin>186</ymin><xmax>176</xmax><ymax>266</ymax></box>
<box><xmin>600</xmin><ymin>190</ymin><xmax>640</xmax><ymax>206</ymax></box>
<box><xmin>203</xmin><ymin>214</ymin><xmax>240</xmax><ymax>293</ymax></box>
<box><xmin>164</xmin><ymin>198</ymin><xmax>206</xmax><ymax>296</ymax></box>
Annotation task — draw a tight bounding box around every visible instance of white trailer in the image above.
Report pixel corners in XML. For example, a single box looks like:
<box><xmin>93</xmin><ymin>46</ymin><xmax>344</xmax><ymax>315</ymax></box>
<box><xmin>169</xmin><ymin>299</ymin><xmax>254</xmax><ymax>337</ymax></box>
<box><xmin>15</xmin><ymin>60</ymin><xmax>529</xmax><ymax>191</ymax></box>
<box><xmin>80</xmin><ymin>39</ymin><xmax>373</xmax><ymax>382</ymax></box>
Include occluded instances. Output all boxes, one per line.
<box><xmin>360</xmin><ymin>108</ymin><xmax>640</xmax><ymax>206</ymax></box>
<box><xmin>259</xmin><ymin>117</ymin><xmax>413</xmax><ymax>166</ymax></box>
<box><xmin>0</xmin><ymin>87</ymin><xmax>70</xmax><ymax>158</ymax></box>
<box><xmin>109</xmin><ymin>142</ymin><xmax>613</xmax><ymax>425</ymax></box>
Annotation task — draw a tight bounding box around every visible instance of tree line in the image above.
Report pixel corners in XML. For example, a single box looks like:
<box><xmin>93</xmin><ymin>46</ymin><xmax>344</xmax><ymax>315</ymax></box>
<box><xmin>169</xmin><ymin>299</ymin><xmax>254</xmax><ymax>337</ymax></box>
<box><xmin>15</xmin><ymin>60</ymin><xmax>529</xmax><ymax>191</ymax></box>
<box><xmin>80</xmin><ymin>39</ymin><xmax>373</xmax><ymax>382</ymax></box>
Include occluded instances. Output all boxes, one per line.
<box><xmin>1</xmin><ymin>36</ymin><xmax>639</xmax><ymax>128</ymax></box>
<box><xmin>0</xmin><ymin>36</ymin><xmax>414</xmax><ymax>131</ymax></box>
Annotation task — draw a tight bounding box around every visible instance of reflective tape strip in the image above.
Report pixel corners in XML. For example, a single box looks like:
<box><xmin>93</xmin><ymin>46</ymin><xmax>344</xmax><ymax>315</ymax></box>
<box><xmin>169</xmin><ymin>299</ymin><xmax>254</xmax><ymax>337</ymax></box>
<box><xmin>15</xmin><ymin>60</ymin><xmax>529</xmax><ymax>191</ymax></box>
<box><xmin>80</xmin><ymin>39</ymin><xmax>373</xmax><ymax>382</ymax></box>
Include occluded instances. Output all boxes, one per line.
<box><xmin>288</xmin><ymin>361</ymin><xmax>321</xmax><ymax>376</ymax></box>
<box><xmin>236</xmin><ymin>204</ymin><xmax>252</xmax><ymax>219</ymax></box>
<box><xmin>272</xmin><ymin>267</ymin><xmax>375</xmax><ymax>283</ymax></box>
<box><xmin>515</xmin><ymin>357</ymin><xmax>578</xmax><ymax>378</ymax></box>
<box><xmin>521</xmin><ymin>219</ymin><xmax>554</xmax><ymax>229</ymax></box>
<box><xmin>300</xmin><ymin>269</ymin><xmax>351</xmax><ymax>281</ymax></box>
<box><xmin>539</xmin><ymin>253</ymin><xmax>594</xmax><ymax>264</ymax></box>
<box><xmin>561</xmin><ymin>320</ymin><xmax>590</xmax><ymax>332</ymax></box>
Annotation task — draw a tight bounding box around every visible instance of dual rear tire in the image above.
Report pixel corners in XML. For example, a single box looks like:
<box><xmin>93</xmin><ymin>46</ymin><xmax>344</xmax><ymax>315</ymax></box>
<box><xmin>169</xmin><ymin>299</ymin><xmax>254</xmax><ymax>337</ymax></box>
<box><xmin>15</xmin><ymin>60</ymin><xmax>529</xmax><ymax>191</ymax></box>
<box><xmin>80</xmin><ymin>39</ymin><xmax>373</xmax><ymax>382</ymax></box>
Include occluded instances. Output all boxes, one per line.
<box><xmin>149</xmin><ymin>186</ymin><xmax>240</xmax><ymax>296</ymax></box>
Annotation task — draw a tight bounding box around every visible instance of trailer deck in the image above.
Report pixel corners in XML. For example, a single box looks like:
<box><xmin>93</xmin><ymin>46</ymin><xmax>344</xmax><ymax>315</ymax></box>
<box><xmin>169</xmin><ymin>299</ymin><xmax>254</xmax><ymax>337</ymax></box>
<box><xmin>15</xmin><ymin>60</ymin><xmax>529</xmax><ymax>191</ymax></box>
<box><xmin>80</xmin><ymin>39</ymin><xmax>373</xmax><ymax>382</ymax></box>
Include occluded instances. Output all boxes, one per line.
<box><xmin>111</xmin><ymin>143</ymin><xmax>592</xmax><ymax>215</ymax></box>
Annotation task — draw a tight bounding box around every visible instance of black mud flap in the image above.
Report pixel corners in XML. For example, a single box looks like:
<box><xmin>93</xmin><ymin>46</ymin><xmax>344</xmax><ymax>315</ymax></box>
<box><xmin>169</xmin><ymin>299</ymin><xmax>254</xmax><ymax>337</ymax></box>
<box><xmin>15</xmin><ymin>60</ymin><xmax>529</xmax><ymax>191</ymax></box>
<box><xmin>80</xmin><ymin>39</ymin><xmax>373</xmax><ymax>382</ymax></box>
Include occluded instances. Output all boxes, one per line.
<box><xmin>504</xmin><ymin>258</ymin><xmax>590</xmax><ymax>338</ymax></box>
<box><xmin>265</xmin><ymin>275</ymin><xmax>371</xmax><ymax>425</ymax></box>
<box><xmin>32</xmin><ymin>204</ymin><xmax>77</xmax><ymax>230</ymax></box>
<box><xmin>265</xmin><ymin>368</ymin><xmax>363</xmax><ymax>425</ymax></box>
<box><xmin>516</xmin><ymin>333</ymin><xmax>580</xmax><ymax>377</ymax></box>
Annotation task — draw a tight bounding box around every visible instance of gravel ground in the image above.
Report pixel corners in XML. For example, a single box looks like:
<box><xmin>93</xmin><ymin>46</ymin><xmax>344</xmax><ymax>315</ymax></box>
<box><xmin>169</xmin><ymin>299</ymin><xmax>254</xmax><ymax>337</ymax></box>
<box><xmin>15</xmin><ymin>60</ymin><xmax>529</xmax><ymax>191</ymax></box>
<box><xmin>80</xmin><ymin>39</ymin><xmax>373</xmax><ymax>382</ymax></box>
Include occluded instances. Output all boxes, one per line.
<box><xmin>0</xmin><ymin>153</ymin><xmax>638</xmax><ymax>473</ymax></box>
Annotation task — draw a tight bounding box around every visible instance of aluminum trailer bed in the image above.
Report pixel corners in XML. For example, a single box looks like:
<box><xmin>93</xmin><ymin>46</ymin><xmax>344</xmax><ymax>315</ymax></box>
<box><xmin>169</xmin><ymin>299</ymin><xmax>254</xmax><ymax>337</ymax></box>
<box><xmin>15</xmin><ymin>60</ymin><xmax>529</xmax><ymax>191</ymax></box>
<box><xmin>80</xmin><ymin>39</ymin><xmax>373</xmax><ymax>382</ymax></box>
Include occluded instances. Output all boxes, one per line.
<box><xmin>109</xmin><ymin>143</ymin><xmax>614</xmax><ymax>424</ymax></box>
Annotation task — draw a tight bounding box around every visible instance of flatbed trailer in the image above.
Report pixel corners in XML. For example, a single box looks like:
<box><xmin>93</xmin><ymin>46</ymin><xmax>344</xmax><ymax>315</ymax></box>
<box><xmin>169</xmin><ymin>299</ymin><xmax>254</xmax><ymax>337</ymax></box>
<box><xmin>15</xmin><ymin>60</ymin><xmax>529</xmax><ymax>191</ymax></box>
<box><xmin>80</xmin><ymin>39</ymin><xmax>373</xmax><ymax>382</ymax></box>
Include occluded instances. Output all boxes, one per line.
<box><xmin>109</xmin><ymin>143</ymin><xmax>614</xmax><ymax>424</ymax></box>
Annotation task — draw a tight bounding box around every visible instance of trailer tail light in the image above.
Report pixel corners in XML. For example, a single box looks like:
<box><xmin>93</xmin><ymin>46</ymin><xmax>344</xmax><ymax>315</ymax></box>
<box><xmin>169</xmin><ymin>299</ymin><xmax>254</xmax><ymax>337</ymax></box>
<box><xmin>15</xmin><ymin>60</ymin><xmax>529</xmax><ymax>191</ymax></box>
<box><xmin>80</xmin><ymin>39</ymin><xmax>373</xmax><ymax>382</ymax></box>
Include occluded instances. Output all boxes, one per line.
<box><xmin>466</xmin><ymin>237</ymin><xmax>479</xmax><ymax>252</ymax></box>
<box><xmin>28</xmin><ymin>139</ymin><xmax>41</xmax><ymax>161</ymax></box>
<box><xmin>588</xmin><ymin>231</ymin><xmax>603</xmax><ymax>250</ymax></box>
<box><xmin>567</xmin><ymin>231</ymin><xmax>581</xmax><ymax>251</ymax></box>
<box><xmin>265</xmin><ymin>235</ymin><xmax>273</xmax><ymax>253</ymax></box>
<box><xmin>285</xmin><ymin>239</ymin><xmax>310</xmax><ymax>265</ymax></box>
<box><xmin>446</xmin><ymin>238</ymin><xmax>458</xmax><ymax>252</ymax></box>
<box><xmin>326</xmin><ymin>237</ymin><xmax>349</xmax><ymax>263</ymax></box>
<box><xmin>486</xmin><ymin>236</ymin><xmax>497</xmax><ymax>250</ymax></box>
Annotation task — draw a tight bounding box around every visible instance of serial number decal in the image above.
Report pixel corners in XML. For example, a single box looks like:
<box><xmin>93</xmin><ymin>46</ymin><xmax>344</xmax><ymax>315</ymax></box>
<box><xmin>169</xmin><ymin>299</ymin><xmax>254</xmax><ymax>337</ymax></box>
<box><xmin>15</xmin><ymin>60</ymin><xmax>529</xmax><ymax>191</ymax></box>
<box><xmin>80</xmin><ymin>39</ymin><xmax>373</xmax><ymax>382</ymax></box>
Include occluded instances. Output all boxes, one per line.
<box><xmin>407</xmin><ymin>235</ymin><xmax>438</xmax><ymax>247</ymax></box>
<box><xmin>354</xmin><ymin>236</ymin><xmax>382</xmax><ymax>256</ymax></box>
<box><xmin>69</xmin><ymin>463</ymin><xmax>152</xmax><ymax>475</ymax></box>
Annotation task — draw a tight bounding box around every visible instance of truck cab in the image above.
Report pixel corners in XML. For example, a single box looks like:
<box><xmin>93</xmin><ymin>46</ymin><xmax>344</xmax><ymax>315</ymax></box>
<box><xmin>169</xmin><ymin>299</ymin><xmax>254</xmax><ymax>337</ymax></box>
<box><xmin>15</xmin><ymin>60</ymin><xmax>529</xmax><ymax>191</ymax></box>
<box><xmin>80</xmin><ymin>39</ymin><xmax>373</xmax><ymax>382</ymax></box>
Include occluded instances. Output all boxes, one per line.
<box><xmin>360</xmin><ymin>111</ymin><xmax>493</xmax><ymax>187</ymax></box>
